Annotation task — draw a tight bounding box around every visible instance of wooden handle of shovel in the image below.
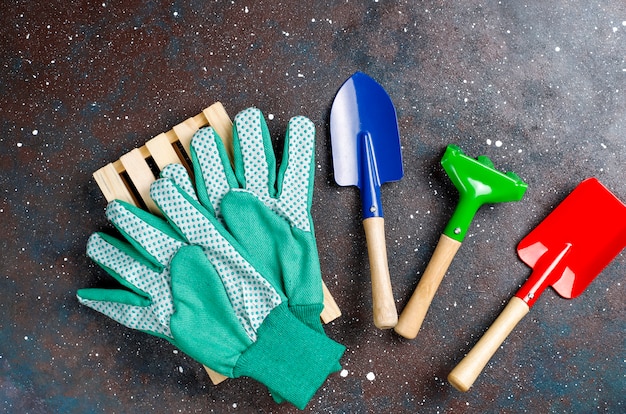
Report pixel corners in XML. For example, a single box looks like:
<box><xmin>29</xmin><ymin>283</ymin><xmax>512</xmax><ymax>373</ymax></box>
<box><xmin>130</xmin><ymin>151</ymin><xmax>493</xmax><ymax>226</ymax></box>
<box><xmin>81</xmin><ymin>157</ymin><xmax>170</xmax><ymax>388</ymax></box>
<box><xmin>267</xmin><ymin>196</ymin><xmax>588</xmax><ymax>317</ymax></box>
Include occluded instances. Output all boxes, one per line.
<box><xmin>395</xmin><ymin>234</ymin><xmax>462</xmax><ymax>339</ymax></box>
<box><xmin>363</xmin><ymin>217</ymin><xmax>398</xmax><ymax>329</ymax></box>
<box><xmin>448</xmin><ymin>296</ymin><xmax>530</xmax><ymax>392</ymax></box>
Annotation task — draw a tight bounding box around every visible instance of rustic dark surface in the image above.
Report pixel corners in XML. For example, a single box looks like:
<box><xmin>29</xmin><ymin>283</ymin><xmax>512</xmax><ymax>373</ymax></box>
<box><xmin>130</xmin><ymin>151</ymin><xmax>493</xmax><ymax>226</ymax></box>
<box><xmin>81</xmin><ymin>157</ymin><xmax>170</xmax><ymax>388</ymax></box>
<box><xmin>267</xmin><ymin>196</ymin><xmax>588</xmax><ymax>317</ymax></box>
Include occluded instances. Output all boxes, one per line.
<box><xmin>1</xmin><ymin>1</ymin><xmax>625</xmax><ymax>412</ymax></box>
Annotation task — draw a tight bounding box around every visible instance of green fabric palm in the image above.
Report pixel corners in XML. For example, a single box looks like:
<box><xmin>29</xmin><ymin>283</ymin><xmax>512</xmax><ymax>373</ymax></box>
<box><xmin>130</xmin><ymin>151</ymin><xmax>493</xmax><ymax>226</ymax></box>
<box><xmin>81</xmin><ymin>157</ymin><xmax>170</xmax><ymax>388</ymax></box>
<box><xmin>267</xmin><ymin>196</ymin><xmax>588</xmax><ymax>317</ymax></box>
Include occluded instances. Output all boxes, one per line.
<box><xmin>77</xmin><ymin>180</ymin><xmax>345</xmax><ymax>409</ymax></box>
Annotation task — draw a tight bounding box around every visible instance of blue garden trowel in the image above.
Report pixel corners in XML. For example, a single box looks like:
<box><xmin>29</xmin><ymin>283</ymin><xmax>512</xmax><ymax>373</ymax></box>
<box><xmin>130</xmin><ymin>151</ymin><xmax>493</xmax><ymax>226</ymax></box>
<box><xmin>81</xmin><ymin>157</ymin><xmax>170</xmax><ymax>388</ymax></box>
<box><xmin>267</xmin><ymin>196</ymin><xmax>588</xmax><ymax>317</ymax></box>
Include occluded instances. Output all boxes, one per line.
<box><xmin>330</xmin><ymin>72</ymin><xmax>404</xmax><ymax>329</ymax></box>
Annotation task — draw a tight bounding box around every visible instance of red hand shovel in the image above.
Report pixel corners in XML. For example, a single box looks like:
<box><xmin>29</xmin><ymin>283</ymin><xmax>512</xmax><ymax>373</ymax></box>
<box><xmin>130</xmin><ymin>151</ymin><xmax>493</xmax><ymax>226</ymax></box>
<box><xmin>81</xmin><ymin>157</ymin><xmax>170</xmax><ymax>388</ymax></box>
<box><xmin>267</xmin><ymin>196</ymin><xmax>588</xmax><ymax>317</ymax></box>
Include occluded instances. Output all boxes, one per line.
<box><xmin>448</xmin><ymin>178</ymin><xmax>626</xmax><ymax>392</ymax></box>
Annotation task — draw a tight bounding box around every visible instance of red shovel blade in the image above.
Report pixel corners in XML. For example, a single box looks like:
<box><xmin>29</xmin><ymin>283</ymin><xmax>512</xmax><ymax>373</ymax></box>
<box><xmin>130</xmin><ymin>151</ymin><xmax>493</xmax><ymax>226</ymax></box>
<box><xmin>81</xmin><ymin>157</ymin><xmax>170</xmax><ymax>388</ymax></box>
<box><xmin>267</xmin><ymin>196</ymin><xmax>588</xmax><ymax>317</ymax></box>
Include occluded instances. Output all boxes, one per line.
<box><xmin>516</xmin><ymin>178</ymin><xmax>626</xmax><ymax>306</ymax></box>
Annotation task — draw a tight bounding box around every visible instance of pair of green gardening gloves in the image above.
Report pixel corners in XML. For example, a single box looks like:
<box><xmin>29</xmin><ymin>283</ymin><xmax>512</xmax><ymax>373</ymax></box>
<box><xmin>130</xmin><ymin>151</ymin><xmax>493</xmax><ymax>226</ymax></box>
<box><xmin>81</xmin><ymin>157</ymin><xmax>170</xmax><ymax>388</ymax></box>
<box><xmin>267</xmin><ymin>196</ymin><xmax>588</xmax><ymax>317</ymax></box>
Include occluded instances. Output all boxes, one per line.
<box><xmin>77</xmin><ymin>108</ymin><xmax>345</xmax><ymax>409</ymax></box>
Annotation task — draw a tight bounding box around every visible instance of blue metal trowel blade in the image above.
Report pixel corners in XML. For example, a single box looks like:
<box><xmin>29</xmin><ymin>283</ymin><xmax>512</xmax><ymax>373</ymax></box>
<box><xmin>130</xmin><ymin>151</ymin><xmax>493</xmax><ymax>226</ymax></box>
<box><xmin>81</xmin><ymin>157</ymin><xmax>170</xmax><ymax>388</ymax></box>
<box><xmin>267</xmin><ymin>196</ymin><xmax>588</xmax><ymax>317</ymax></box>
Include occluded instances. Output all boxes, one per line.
<box><xmin>330</xmin><ymin>72</ymin><xmax>403</xmax><ymax>218</ymax></box>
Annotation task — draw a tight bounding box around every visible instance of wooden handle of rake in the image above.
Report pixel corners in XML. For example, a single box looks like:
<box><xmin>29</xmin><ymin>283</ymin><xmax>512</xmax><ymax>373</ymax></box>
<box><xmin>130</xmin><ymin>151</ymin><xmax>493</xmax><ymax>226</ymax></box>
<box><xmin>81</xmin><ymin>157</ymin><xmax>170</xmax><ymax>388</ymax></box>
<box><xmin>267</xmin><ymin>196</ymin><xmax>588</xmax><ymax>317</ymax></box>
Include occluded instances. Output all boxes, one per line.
<box><xmin>395</xmin><ymin>234</ymin><xmax>461</xmax><ymax>339</ymax></box>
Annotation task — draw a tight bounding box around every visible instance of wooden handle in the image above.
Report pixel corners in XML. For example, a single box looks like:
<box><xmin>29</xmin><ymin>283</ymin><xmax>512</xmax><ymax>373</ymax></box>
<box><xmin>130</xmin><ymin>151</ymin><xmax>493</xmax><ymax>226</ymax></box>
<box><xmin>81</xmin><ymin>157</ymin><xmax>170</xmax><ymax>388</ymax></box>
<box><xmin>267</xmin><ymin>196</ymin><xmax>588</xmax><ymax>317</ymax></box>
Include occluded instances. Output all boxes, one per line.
<box><xmin>394</xmin><ymin>234</ymin><xmax>462</xmax><ymax>339</ymax></box>
<box><xmin>363</xmin><ymin>217</ymin><xmax>398</xmax><ymax>329</ymax></box>
<box><xmin>204</xmin><ymin>365</ymin><xmax>228</xmax><ymax>384</ymax></box>
<box><xmin>448</xmin><ymin>296</ymin><xmax>530</xmax><ymax>392</ymax></box>
<box><xmin>320</xmin><ymin>281</ymin><xmax>342</xmax><ymax>323</ymax></box>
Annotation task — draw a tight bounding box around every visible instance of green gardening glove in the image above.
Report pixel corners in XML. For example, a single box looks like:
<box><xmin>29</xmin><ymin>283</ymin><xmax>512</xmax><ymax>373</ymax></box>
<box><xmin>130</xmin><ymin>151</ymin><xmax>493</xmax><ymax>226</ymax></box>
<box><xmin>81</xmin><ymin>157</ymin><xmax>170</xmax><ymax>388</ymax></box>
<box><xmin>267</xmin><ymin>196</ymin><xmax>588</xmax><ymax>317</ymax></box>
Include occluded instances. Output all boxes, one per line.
<box><xmin>185</xmin><ymin>108</ymin><xmax>326</xmax><ymax>333</ymax></box>
<box><xmin>155</xmin><ymin>108</ymin><xmax>328</xmax><ymax>404</ymax></box>
<box><xmin>77</xmin><ymin>177</ymin><xmax>345</xmax><ymax>409</ymax></box>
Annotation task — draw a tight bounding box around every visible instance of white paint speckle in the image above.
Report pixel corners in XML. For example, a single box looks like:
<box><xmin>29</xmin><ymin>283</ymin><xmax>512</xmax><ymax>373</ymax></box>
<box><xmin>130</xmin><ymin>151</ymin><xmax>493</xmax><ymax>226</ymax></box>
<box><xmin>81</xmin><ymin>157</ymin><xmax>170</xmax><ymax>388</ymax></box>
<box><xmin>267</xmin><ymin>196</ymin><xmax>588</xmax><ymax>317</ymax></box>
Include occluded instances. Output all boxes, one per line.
<box><xmin>601</xmin><ymin>143</ymin><xmax>607</xmax><ymax>149</ymax></box>
<box><xmin>244</xmin><ymin>6</ymin><xmax>249</xmax><ymax>13</ymax></box>
<box><xmin>555</xmin><ymin>46</ymin><xmax>561</xmax><ymax>52</ymax></box>
<box><xmin>173</xmin><ymin>11</ymin><xmax>179</xmax><ymax>17</ymax></box>
<box><xmin>268</xmin><ymin>114</ymin><xmax>275</xmax><ymax>120</ymax></box>
<box><xmin>366</xmin><ymin>372</ymin><xmax>375</xmax><ymax>381</ymax></box>
<box><xmin>17</xmin><ymin>142</ymin><xmax>23</xmax><ymax>148</ymax></box>
<box><xmin>32</xmin><ymin>129</ymin><xmax>38</xmax><ymax>135</ymax></box>
<box><xmin>340</xmin><ymin>369</ymin><xmax>349</xmax><ymax>377</ymax></box>
<box><xmin>486</xmin><ymin>139</ymin><xmax>492</xmax><ymax>145</ymax></box>
<box><xmin>178</xmin><ymin>366</ymin><xmax>183</xmax><ymax>373</ymax></box>
<box><xmin>233</xmin><ymin>403</ymin><xmax>237</xmax><ymax>408</ymax></box>
<box><xmin>495</xmin><ymin>140</ymin><xmax>503</xmax><ymax>147</ymax></box>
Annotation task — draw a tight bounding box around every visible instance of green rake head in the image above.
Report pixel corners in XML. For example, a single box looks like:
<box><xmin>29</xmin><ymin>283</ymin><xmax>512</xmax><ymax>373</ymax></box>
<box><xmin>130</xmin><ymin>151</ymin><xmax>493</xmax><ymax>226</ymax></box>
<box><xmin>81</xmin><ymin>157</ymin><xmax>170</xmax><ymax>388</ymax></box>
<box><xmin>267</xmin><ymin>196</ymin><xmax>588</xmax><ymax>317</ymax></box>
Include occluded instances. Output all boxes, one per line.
<box><xmin>441</xmin><ymin>145</ymin><xmax>528</xmax><ymax>242</ymax></box>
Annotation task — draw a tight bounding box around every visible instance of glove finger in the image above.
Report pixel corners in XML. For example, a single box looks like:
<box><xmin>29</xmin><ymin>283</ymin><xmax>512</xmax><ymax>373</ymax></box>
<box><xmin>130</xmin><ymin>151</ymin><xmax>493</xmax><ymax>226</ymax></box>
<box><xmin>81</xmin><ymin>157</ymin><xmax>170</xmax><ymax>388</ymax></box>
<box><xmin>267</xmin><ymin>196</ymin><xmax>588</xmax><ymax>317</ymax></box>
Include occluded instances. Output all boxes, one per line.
<box><xmin>77</xmin><ymin>289</ymin><xmax>172</xmax><ymax>338</ymax></box>
<box><xmin>160</xmin><ymin>163</ymin><xmax>198</xmax><ymax>202</ymax></box>
<box><xmin>150</xmin><ymin>177</ymin><xmax>221</xmax><ymax>246</ymax></box>
<box><xmin>87</xmin><ymin>233</ymin><xmax>168</xmax><ymax>296</ymax></box>
<box><xmin>106</xmin><ymin>200</ymin><xmax>186</xmax><ymax>267</ymax></box>
<box><xmin>77</xmin><ymin>287</ymin><xmax>150</xmax><ymax>307</ymax></box>
<box><xmin>232</xmin><ymin>108</ymin><xmax>275</xmax><ymax>201</ymax></box>
<box><xmin>276</xmin><ymin>115</ymin><xmax>316</xmax><ymax>232</ymax></box>
<box><xmin>190</xmin><ymin>127</ymin><xmax>237</xmax><ymax>217</ymax></box>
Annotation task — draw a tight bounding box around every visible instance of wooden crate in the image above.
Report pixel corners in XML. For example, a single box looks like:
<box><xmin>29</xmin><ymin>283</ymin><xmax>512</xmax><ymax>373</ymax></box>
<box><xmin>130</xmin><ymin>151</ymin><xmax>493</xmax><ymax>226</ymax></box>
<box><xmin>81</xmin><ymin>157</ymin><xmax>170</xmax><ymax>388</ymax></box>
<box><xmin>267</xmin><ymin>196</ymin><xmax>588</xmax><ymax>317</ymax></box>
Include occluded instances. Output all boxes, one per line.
<box><xmin>92</xmin><ymin>102</ymin><xmax>341</xmax><ymax>384</ymax></box>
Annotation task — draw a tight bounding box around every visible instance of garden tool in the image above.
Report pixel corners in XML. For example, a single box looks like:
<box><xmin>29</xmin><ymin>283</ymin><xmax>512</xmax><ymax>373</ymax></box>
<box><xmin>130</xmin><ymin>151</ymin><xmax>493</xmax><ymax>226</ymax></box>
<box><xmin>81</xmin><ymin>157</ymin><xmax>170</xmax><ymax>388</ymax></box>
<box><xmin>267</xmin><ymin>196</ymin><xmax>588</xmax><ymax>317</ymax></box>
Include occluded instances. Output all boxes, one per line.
<box><xmin>330</xmin><ymin>72</ymin><xmax>404</xmax><ymax>329</ymax></box>
<box><xmin>448</xmin><ymin>178</ymin><xmax>626</xmax><ymax>391</ymax></box>
<box><xmin>395</xmin><ymin>144</ymin><xmax>527</xmax><ymax>339</ymax></box>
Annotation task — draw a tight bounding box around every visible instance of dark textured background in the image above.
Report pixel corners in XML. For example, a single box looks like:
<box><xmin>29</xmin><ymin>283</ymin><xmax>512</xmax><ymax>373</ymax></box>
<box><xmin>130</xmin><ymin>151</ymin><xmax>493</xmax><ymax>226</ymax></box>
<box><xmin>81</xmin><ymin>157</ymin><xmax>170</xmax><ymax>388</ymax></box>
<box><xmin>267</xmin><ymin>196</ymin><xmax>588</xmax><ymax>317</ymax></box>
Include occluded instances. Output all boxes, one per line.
<box><xmin>1</xmin><ymin>1</ymin><xmax>625</xmax><ymax>412</ymax></box>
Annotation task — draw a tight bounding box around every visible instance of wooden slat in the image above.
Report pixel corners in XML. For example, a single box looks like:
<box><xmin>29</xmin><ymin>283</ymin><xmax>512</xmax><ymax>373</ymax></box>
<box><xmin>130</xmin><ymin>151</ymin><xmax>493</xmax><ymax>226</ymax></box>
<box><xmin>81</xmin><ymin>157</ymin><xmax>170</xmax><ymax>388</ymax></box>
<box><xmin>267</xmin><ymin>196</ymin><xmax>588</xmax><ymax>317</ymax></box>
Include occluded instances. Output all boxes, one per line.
<box><xmin>93</xmin><ymin>163</ymin><xmax>137</xmax><ymax>205</ymax></box>
<box><xmin>172</xmin><ymin>117</ymin><xmax>201</xmax><ymax>157</ymax></box>
<box><xmin>204</xmin><ymin>366</ymin><xmax>228</xmax><ymax>385</ymax></box>
<box><xmin>203</xmin><ymin>103</ymin><xmax>234</xmax><ymax>161</ymax></box>
<box><xmin>321</xmin><ymin>282</ymin><xmax>342</xmax><ymax>323</ymax></box>
<box><xmin>146</xmin><ymin>133</ymin><xmax>182</xmax><ymax>170</ymax></box>
<box><xmin>119</xmin><ymin>149</ymin><xmax>159</xmax><ymax>214</ymax></box>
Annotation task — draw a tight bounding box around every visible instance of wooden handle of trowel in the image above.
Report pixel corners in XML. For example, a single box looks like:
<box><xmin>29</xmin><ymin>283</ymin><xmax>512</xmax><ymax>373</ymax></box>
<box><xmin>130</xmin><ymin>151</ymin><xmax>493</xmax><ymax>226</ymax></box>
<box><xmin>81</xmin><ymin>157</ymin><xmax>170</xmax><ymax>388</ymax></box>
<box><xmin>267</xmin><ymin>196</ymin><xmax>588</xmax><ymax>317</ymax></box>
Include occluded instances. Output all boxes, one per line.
<box><xmin>395</xmin><ymin>234</ymin><xmax>462</xmax><ymax>339</ymax></box>
<box><xmin>448</xmin><ymin>296</ymin><xmax>530</xmax><ymax>392</ymax></box>
<box><xmin>363</xmin><ymin>217</ymin><xmax>398</xmax><ymax>329</ymax></box>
